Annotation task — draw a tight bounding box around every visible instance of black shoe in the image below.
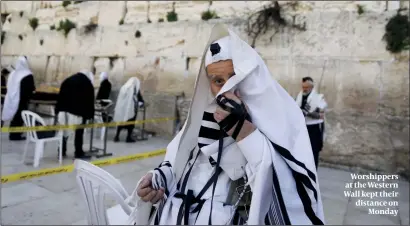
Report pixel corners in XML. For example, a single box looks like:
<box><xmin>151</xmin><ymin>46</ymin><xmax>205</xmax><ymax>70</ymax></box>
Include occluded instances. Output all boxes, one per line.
<box><xmin>74</xmin><ymin>152</ymin><xmax>92</xmax><ymax>160</ymax></box>
<box><xmin>126</xmin><ymin>137</ymin><xmax>136</xmax><ymax>143</ymax></box>
<box><xmin>9</xmin><ymin>136</ymin><xmax>26</xmax><ymax>141</ymax></box>
<box><xmin>114</xmin><ymin>136</ymin><xmax>120</xmax><ymax>142</ymax></box>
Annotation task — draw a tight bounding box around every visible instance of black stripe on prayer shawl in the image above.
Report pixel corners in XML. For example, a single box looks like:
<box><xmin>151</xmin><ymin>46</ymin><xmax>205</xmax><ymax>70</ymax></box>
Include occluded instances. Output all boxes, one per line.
<box><xmin>270</xmin><ymin>142</ymin><xmax>318</xmax><ymax>200</ymax></box>
<box><xmin>198</xmin><ymin>109</ymin><xmax>228</xmax><ymax>166</ymax></box>
<box><xmin>198</xmin><ymin>126</ymin><xmax>222</xmax><ymax>141</ymax></box>
<box><xmin>269</xmin><ymin>141</ymin><xmax>324</xmax><ymax>225</ymax></box>
<box><xmin>270</xmin><ymin>142</ymin><xmax>317</xmax><ymax>182</ymax></box>
<box><xmin>154</xmin><ymin>167</ymin><xmax>169</xmax><ymax>197</ymax></box>
<box><xmin>264</xmin><ymin>162</ymin><xmax>291</xmax><ymax>225</ymax></box>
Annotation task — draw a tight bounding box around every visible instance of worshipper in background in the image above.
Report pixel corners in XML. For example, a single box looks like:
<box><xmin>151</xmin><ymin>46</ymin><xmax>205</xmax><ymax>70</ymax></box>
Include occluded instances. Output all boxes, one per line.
<box><xmin>2</xmin><ymin>57</ymin><xmax>36</xmax><ymax>140</ymax></box>
<box><xmin>96</xmin><ymin>72</ymin><xmax>112</xmax><ymax>122</ymax></box>
<box><xmin>295</xmin><ymin>76</ymin><xmax>327</xmax><ymax>168</ymax></box>
<box><xmin>55</xmin><ymin>70</ymin><xmax>95</xmax><ymax>159</ymax></box>
<box><xmin>132</xmin><ymin>24</ymin><xmax>324</xmax><ymax>225</ymax></box>
<box><xmin>96</xmin><ymin>72</ymin><xmax>111</xmax><ymax>101</ymax></box>
<box><xmin>113</xmin><ymin>77</ymin><xmax>145</xmax><ymax>143</ymax></box>
<box><xmin>1</xmin><ymin>67</ymin><xmax>12</xmax><ymax>127</ymax></box>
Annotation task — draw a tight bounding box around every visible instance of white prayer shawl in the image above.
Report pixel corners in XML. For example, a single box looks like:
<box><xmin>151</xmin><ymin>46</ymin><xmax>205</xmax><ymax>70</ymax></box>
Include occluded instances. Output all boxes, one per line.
<box><xmin>99</xmin><ymin>72</ymin><xmax>108</xmax><ymax>82</ymax></box>
<box><xmin>153</xmin><ymin>24</ymin><xmax>325</xmax><ymax>225</ymax></box>
<box><xmin>113</xmin><ymin>77</ymin><xmax>140</xmax><ymax>122</ymax></box>
<box><xmin>1</xmin><ymin>56</ymin><xmax>33</xmax><ymax>121</ymax></box>
<box><xmin>296</xmin><ymin>89</ymin><xmax>327</xmax><ymax>125</ymax></box>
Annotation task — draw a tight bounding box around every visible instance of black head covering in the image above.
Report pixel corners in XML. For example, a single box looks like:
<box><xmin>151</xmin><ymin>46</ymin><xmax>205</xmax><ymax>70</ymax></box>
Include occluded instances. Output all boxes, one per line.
<box><xmin>55</xmin><ymin>72</ymin><xmax>95</xmax><ymax>119</ymax></box>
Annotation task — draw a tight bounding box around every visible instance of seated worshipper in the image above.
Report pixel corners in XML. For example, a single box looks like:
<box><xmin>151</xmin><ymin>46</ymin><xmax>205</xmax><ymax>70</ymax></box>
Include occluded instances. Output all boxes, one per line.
<box><xmin>96</xmin><ymin>72</ymin><xmax>112</xmax><ymax>122</ymax></box>
<box><xmin>113</xmin><ymin>77</ymin><xmax>145</xmax><ymax>143</ymax></box>
<box><xmin>132</xmin><ymin>24</ymin><xmax>324</xmax><ymax>225</ymax></box>
<box><xmin>295</xmin><ymin>77</ymin><xmax>327</xmax><ymax>168</ymax></box>
<box><xmin>55</xmin><ymin>71</ymin><xmax>95</xmax><ymax>159</ymax></box>
<box><xmin>2</xmin><ymin>57</ymin><xmax>36</xmax><ymax>141</ymax></box>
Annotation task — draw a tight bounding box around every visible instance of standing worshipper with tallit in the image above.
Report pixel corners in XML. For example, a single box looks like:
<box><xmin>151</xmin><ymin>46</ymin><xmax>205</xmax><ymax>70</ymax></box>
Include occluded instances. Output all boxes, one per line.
<box><xmin>1</xmin><ymin>67</ymin><xmax>13</xmax><ymax>127</ymax></box>
<box><xmin>96</xmin><ymin>72</ymin><xmax>112</xmax><ymax>122</ymax></box>
<box><xmin>2</xmin><ymin>56</ymin><xmax>36</xmax><ymax>140</ymax></box>
<box><xmin>113</xmin><ymin>77</ymin><xmax>145</xmax><ymax>143</ymax></box>
<box><xmin>55</xmin><ymin>70</ymin><xmax>95</xmax><ymax>159</ymax></box>
<box><xmin>295</xmin><ymin>77</ymin><xmax>327</xmax><ymax>168</ymax></box>
<box><xmin>130</xmin><ymin>24</ymin><xmax>324</xmax><ymax>225</ymax></box>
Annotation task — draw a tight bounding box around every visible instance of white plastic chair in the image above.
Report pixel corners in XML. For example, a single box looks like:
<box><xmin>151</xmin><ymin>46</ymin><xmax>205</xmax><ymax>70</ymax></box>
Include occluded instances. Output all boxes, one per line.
<box><xmin>74</xmin><ymin>159</ymin><xmax>137</xmax><ymax>225</ymax></box>
<box><xmin>21</xmin><ymin>110</ymin><xmax>63</xmax><ymax>168</ymax></box>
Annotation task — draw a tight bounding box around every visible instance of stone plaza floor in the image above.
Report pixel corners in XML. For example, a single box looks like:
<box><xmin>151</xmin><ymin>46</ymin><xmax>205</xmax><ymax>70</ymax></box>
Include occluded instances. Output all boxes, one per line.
<box><xmin>1</xmin><ymin>128</ymin><xmax>409</xmax><ymax>225</ymax></box>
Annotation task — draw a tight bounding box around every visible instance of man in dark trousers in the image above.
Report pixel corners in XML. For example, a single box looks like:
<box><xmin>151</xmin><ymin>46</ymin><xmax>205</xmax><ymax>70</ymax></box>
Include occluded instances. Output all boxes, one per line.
<box><xmin>1</xmin><ymin>57</ymin><xmax>36</xmax><ymax>140</ymax></box>
<box><xmin>55</xmin><ymin>71</ymin><xmax>95</xmax><ymax>159</ymax></box>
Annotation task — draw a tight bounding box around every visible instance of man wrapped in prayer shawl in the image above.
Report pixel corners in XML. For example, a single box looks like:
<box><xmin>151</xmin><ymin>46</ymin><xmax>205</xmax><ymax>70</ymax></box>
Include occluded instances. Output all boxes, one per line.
<box><xmin>55</xmin><ymin>70</ymin><xmax>95</xmax><ymax>159</ymax></box>
<box><xmin>133</xmin><ymin>24</ymin><xmax>325</xmax><ymax>225</ymax></box>
<box><xmin>2</xmin><ymin>56</ymin><xmax>36</xmax><ymax>140</ymax></box>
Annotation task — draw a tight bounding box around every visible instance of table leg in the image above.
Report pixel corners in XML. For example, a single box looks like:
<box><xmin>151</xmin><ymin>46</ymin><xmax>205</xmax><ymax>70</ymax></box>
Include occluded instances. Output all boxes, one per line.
<box><xmin>96</xmin><ymin>111</ymin><xmax>113</xmax><ymax>158</ymax></box>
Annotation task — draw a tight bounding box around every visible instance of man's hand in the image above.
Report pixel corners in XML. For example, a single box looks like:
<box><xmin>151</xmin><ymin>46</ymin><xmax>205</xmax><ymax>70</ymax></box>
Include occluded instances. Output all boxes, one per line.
<box><xmin>214</xmin><ymin>90</ymin><xmax>256</xmax><ymax>142</ymax></box>
<box><xmin>319</xmin><ymin>112</ymin><xmax>325</xmax><ymax>119</ymax></box>
<box><xmin>304</xmin><ymin>103</ymin><xmax>311</xmax><ymax>112</ymax></box>
<box><xmin>136</xmin><ymin>173</ymin><xmax>165</xmax><ymax>204</ymax></box>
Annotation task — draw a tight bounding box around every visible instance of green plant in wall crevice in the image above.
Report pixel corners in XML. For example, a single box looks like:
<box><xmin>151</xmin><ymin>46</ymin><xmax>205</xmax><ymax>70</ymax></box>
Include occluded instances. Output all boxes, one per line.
<box><xmin>62</xmin><ymin>1</ymin><xmax>71</xmax><ymax>8</ymax></box>
<box><xmin>29</xmin><ymin>17</ymin><xmax>39</xmax><ymax>31</ymax></box>
<box><xmin>167</xmin><ymin>2</ymin><xmax>178</xmax><ymax>22</ymax></box>
<box><xmin>357</xmin><ymin>4</ymin><xmax>365</xmax><ymax>15</ymax></box>
<box><xmin>1</xmin><ymin>31</ymin><xmax>6</xmax><ymax>45</ymax></box>
<box><xmin>201</xmin><ymin>10</ymin><xmax>219</xmax><ymax>21</ymax></box>
<box><xmin>383</xmin><ymin>11</ymin><xmax>410</xmax><ymax>54</ymax></box>
<box><xmin>57</xmin><ymin>19</ymin><xmax>77</xmax><ymax>38</ymax></box>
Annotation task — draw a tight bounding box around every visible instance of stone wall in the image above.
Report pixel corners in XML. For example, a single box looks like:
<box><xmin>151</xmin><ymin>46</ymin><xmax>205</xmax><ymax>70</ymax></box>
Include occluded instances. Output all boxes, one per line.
<box><xmin>1</xmin><ymin>1</ymin><xmax>409</xmax><ymax>179</ymax></box>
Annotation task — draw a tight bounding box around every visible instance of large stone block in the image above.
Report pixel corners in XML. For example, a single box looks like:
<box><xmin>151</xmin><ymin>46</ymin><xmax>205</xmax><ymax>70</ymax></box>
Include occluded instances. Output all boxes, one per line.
<box><xmin>327</xmin><ymin>60</ymin><xmax>381</xmax><ymax>115</ymax></box>
<box><xmin>379</xmin><ymin>60</ymin><xmax>410</xmax><ymax>118</ymax></box>
<box><xmin>1</xmin><ymin>1</ymin><xmax>33</xmax><ymax>14</ymax></box>
<box><xmin>1</xmin><ymin>32</ymin><xmax>24</xmax><ymax>56</ymax></box>
<box><xmin>98</xmin><ymin>1</ymin><xmax>126</xmax><ymax>27</ymax></box>
<box><xmin>70</xmin><ymin>56</ymin><xmax>94</xmax><ymax>75</ymax></box>
<box><xmin>142</xmin><ymin>92</ymin><xmax>177</xmax><ymax>137</ymax></box>
<box><xmin>93</xmin><ymin>57</ymin><xmax>110</xmax><ymax>84</ymax></box>
<box><xmin>264</xmin><ymin>57</ymin><xmax>293</xmax><ymax>91</ymax></box>
<box><xmin>98</xmin><ymin>26</ymin><xmax>138</xmax><ymax>57</ymax></box>
<box><xmin>44</xmin><ymin>55</ymin><xmax>60</xmax><ymax>84</ymax></box>
<box><xmin>26</xmin><ymin>55</ymin><xmax>48</xmax><ymax>84</ymax></box>
<box><xmin>123</xmin><ymin>56</ymin><xmax>151</xmax><ymax>81</ymax></box>
<box><xmin>321</xmin><ymin>113</ymin><xmax>395</xmax><ymax>173</ymax></box>
<box><xmin>0</xmin><ymin>56</ymin><xmax>18</xmax><ymax>68</ymax></box>
<box><xmin>107</xmin><ymin>57</ymin><xmax>125</xmax><ymax>88</ymax></box>
<box><xmin>349</xmin><ymin>11</ymin><xmax>395</xmax><ymax>60</ymax></box>
<box><xmin>68</xmin><ymin>26</ymin><xmax>102</xmax><ymax>56</ymax></box>
<box><xmin>124</xmin><ymin>1</ymin><xmax>149</xmax><ymax>24</ymax></box>
<box><xmin>2</xmin><ymin>10</ymin><xmax>35</xmax><ymax>34</ymax></box>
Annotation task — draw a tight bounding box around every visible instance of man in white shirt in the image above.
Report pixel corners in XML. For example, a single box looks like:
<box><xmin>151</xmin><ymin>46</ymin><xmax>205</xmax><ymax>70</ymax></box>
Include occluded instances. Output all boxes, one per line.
<box><xmin>295</xmin><ymin>77</ymin><xmax>327</xmax><ymax>168</ymax></box>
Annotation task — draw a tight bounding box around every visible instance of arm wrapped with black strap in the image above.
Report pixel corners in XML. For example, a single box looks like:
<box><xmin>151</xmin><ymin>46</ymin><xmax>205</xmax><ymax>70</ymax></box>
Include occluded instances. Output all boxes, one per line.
<box><xmin>215</xmin><ymin>95</ymin><xmax>252</xmax><ymax>140</ymax></box>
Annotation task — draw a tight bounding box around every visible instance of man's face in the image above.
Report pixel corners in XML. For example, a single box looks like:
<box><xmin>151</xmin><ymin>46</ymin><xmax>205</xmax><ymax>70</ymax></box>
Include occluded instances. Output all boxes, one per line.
<box><xmin>302</xmin><ymin>81</ymin><xmax>313</xmax><ymax>95</ymax></box>
<box><xmin>206</xmin><ymin>60</ymin><xmax>235</xmax><ymax>97</ymax></box>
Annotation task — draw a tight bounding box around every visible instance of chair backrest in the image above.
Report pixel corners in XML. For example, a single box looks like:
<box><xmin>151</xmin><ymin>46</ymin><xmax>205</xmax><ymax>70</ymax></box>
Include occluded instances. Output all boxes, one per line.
<box><xmin>74</xmin><ymin>159</ymin><xmax>133</xmax><ymax>225</ymax></box>
<box><xmin>21</xmin><ymin>110</ymin><xmax>47</xmax><ymax>141</ymax></box>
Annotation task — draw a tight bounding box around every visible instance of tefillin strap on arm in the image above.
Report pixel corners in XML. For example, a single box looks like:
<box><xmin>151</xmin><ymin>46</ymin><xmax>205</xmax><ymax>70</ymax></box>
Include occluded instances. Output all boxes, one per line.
<box><xmin>216</xmin><ymin>95</ymin><xmax>252</xmax><ymax>140</ymax></box>
<box><xmin>205</xmin><ymin>94</ymin><xmax>252</xmax><ymax>225</ymax></box>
